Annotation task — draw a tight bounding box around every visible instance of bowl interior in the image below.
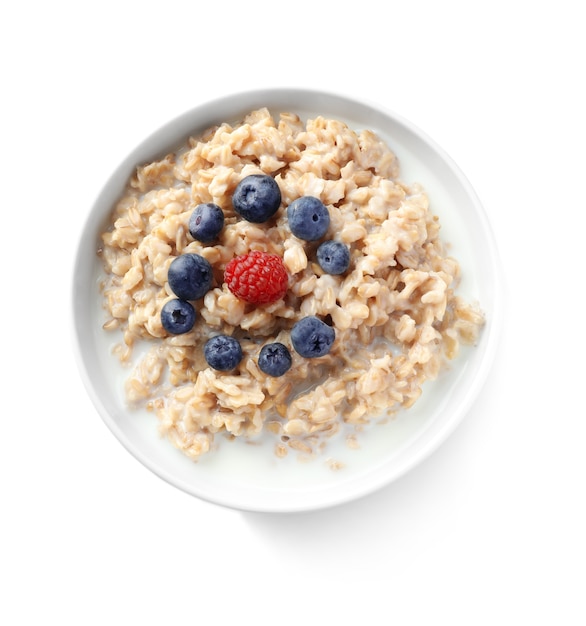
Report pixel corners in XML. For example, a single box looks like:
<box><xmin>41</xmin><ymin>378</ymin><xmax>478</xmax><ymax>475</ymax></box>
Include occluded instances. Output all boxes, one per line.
<box><xmin>72</xmin><ymin>88</ymin><xmax>503</xmax><ymax>513</ymax></box>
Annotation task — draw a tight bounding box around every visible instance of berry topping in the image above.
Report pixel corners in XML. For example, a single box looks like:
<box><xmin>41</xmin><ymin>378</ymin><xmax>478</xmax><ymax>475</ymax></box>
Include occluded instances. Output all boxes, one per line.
<box><xmin>258</xmin><ymin>342</ymin><xmax>293</xmax><ymax>377</ymax></box>
<box><xmin>287</xmin><ymin>196</ymin><xmax>330</xmax><ymax>241</ymax></box>
<box><xmin>160</xmin><ymin>298</ymin><xmax>196</xmax><ymax>335</ymax></box>
<box><xmin>204</xmin><ymin>335</ymin><xmax>243</xmax><ymax>371</ymax></box>
<box><xmin>316</xmin><ymin>240</ymin><xmax>351</xmax><ymax>275</ymax></box>
<box><xmin>224</xmin><ymin>250</ymin><xmax>288</xmax><ymax>304</ymax></box>
<box><xmin>167</xmin><ymin>253</ymin><xmax>213</xmax><ymax>301</ymax></box>
<box><xmin>189</xmin><ymin>202</ymin><xmax>225</xmax><ymax>243</ymax></box>
<box><xmin>232</xmin><ymin>174</ymin><xmax>282</xmax><ymax>223</ymax></box>
<box><xmin>290</xmin><ymin>316</ymin><xmax>335</xmax><ymax>358</ymax></box>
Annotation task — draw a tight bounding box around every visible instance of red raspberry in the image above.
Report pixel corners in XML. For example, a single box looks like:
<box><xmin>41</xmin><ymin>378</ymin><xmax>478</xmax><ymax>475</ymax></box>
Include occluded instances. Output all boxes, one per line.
<box><xmin>224</xmin><ymin>251</ymin><xmax>289</xmax><ymax>304</ymax></box>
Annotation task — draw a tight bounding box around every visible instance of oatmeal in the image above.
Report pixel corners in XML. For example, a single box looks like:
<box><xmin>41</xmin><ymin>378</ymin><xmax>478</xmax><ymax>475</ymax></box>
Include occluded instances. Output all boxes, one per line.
<box><xmin>98</xmin><ymin>108</ymin><xmax>485</xmax><ymax>461</ymax></box>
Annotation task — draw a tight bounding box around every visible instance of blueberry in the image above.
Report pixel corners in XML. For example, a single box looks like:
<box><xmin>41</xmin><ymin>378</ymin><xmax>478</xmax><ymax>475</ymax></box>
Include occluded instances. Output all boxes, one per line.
<box><xmin>188</xmin><ymin>203</ymin><xmax>225</xmax><ymax>243</ymax></box>
<box><xmin>167</xmin><ymin>253</ymin><xmax>213</xmax><ymax>300</ymax></box>
<box><xmin>258</xmin><ymin>342</ymin><xmax>292</xmax><ymax>377</ymax></box>
<box><xmin>316</xmin><ymin>240</ymin><xmax>351</xmax><ymax>275</ymax></box>
<box><xmin>290</xmin><ymin>316</ymin><xmax>335</xmax><ymax>358</ymax></box>
<box><xmin>204</xmin><ymin>335</ymin><xmax>243</xmax><ymax>371</ymax></box>
<box><xmin>232</xmin><ymin>174</ymin><xmax>281</xmax><ymax>223</ymax></box>
<box><xmin>161</xmin><ymin>298</ymin><xmax>196</xmax><ymax>335</ymax></box>
<box><xmin>287</xmin><ymin>196</ymin><xmax>330</xmax><ymax>241</ymax></box>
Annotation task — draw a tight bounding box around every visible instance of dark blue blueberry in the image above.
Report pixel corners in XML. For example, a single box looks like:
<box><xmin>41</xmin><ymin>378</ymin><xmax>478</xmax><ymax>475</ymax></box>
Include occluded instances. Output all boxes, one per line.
<box><xmin>167</xmin><ymin>253</ymin><xmax>213</xmax><ymax>301</ymax></box>
<box><xmin>290</xmin><ymin>316</ymin><xmax>335</xmax><ymax>358</ymax></box>
<box><xmin>161</xmin><ymin>299</ymin><xmax>196</xmax><ymax>335</ymax></box>
<box><xmin>232</xmin><ymin>174</ymin><xmax>281</xmax><ymax>223</ymax></box>
<box><xmin>316</xmin><ymin>240</ymin><xmax>351</xmax><ymax>275</ymax></box>
<box><xmin>287</xmin><ymin>196</ymin><xmax>330</xmax><ymax>241</ymax></box>
<box><xmin>204</xmin><ymin>335</ymin><xmax>243</xmax><ymax>371</ymax></box>
<box><xmin>188</xmin><ymin>203</ymin><xmax>225</xmax><ymax>243</ymax></box>
<box><xmin>258</xmin><ymin>342</ymin><xmax>293</xmax><ymax>377</ymax></box>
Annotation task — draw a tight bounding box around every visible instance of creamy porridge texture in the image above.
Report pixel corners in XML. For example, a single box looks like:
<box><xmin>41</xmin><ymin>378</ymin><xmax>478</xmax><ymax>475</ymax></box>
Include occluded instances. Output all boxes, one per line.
<box><xmin>99</xmin><ymin>108</ymin><xmax>485</xmax><ymax>462</ymax></box>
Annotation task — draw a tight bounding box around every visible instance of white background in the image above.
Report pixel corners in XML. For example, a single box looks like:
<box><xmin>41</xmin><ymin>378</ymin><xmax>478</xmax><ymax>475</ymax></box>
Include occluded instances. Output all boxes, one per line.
<box><xmin>2</xmin><ymin>1</ymin><xmax>584</xmax><ymax>624</ymax></box>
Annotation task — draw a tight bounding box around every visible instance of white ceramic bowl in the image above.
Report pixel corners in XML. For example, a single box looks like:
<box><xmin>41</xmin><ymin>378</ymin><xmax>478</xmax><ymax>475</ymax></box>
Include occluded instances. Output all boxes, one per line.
<box><xmin>72</xmin><ymin>88</ymin><xmax>503</xmax><ymax>513</ymax></box>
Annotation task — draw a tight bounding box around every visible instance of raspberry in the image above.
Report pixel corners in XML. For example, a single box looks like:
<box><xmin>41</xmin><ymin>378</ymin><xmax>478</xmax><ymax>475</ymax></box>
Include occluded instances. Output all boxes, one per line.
<box><xmin>224</xmin><ymin>251</ymin><xmax>288</xmax><ymax>304</ymax></box>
